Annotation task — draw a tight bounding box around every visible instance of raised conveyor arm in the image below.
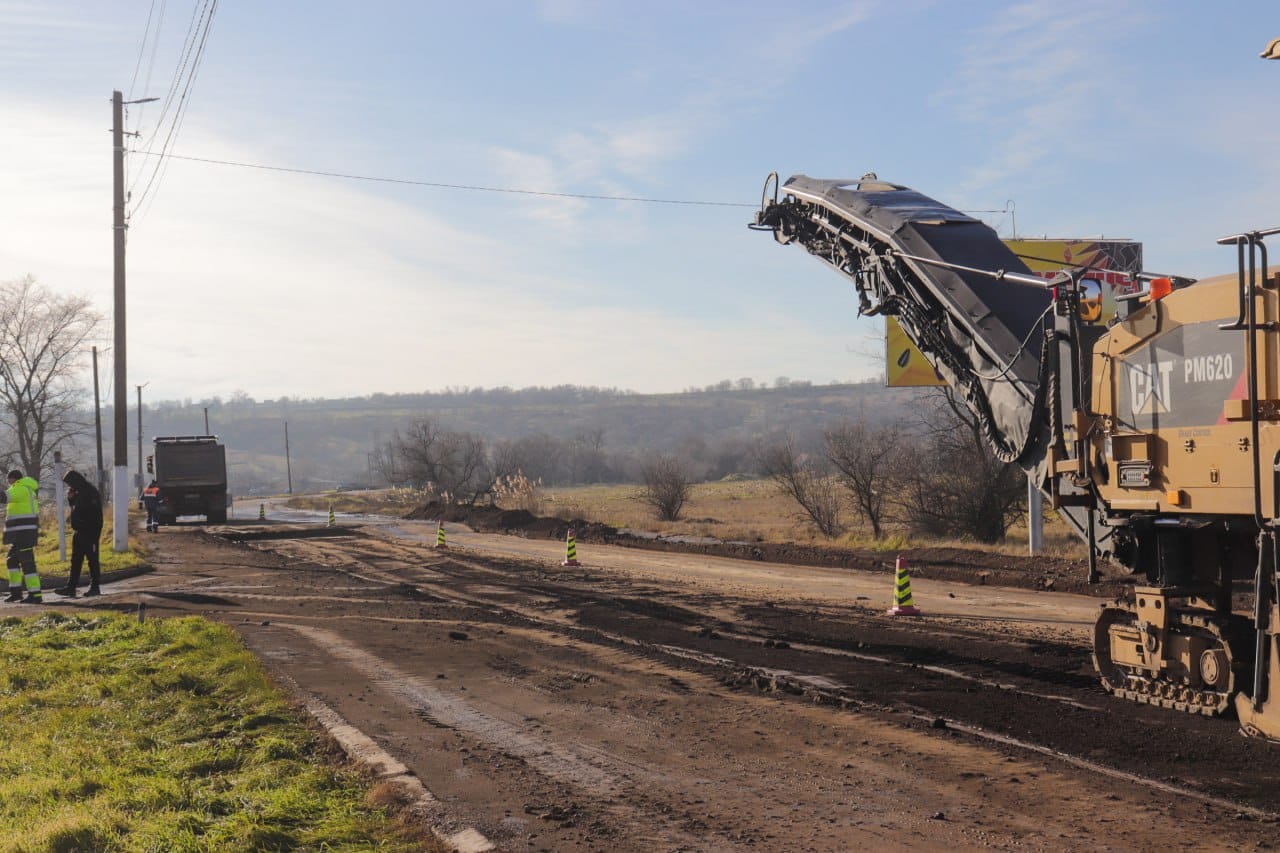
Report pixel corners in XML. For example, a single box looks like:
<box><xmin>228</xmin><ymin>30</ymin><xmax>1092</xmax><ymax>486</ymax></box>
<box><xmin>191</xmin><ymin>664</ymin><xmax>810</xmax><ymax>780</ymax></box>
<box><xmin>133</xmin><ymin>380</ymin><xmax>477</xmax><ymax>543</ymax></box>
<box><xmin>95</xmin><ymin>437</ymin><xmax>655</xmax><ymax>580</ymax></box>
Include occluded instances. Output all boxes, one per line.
<box><xmin>752</xmin><ymin>174</ymin><xmax>1056</xmax><ymax>468</ymax></box>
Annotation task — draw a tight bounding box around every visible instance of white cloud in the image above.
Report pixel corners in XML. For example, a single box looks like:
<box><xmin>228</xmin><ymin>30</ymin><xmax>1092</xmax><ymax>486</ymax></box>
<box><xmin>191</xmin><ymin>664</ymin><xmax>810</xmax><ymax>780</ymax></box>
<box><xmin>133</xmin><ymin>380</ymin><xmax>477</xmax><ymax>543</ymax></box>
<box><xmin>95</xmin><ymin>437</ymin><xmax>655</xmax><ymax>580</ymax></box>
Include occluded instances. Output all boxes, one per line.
<box><xmin>486</xmin><ymin>2</ymin><xmax>881</xmax><ymax>232</ymax></box>
<box><xmin>936</xmin><ymin>0</ymin><xmax>1144</xmax><ymax>192</ymax></box>
<box><xmin>487</xmin><ymin>146</ymin><xmax>589</xmax><ymax>232</ymax></box>
<box><xmin>0</xmin><ymin>94</ymin><xmax>875</xmax><ymax>403</ymax></box>
<box><xmin>763</xmin><ymin>0</ymin><xmax>876</xmax><ymax>61</ymax></box>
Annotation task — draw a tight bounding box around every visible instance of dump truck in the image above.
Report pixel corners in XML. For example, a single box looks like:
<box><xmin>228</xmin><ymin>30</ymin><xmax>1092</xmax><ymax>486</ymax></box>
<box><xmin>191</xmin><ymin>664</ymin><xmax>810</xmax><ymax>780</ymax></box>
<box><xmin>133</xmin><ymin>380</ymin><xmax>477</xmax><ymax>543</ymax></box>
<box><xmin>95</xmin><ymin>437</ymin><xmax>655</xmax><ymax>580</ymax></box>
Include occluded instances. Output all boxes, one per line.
<box><xmin>753</xmin><ymin>173</ymin><xmax>1280</xmax><ymax>740</ymax></box>
<box><xmin>149</xmin><ymin>435</ymin><xmax>228</xmax><ymax>525</ymax></box>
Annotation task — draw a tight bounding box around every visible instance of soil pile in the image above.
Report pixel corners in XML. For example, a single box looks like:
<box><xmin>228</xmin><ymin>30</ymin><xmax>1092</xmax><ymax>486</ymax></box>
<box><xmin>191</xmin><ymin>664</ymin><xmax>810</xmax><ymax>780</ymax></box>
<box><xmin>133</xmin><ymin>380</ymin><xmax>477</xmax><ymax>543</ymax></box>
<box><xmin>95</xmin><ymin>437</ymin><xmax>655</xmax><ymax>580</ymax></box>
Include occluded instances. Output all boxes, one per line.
<box><xmin>405</xmin><ymin>501</ymin><xmax>1126</xmax><ymax>597</ymax></box>
<box><xmin>404</xmin><ymin>502</ymin><xmax>619</xmax><ymax>543</ymax></box>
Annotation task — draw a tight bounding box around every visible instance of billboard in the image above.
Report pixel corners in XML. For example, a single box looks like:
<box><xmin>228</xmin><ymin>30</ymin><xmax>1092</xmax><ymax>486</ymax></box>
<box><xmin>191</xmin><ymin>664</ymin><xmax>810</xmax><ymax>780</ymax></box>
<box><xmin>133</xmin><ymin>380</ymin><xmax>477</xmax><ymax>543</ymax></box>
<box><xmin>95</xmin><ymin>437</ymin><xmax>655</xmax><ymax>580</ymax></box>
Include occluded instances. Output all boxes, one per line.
<box><xmin>885</xmin><ymin>238</ymin><xmax>1143</xmax><ymax>387</ymax></box>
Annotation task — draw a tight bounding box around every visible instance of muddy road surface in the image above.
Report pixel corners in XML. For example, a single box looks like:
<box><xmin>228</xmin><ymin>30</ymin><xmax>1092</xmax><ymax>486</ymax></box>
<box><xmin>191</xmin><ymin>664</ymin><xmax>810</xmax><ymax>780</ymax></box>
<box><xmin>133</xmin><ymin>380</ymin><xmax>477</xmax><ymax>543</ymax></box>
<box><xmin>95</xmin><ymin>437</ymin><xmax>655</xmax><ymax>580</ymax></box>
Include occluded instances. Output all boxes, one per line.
<box><xmin>73</xmin><ymin>519</ymin><xmax>1280</xmax><ymax>851</ymax></box>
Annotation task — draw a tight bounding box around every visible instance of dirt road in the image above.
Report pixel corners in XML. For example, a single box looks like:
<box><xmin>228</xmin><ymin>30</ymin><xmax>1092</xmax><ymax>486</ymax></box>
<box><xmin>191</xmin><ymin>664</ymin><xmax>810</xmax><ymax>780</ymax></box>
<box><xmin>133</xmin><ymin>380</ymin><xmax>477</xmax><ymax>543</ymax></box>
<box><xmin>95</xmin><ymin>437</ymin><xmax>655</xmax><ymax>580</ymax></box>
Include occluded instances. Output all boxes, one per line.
<box><xmin>72</xmin><ymin>517</ymin><xmax>1280</xmax><ymax>850</ymax></box>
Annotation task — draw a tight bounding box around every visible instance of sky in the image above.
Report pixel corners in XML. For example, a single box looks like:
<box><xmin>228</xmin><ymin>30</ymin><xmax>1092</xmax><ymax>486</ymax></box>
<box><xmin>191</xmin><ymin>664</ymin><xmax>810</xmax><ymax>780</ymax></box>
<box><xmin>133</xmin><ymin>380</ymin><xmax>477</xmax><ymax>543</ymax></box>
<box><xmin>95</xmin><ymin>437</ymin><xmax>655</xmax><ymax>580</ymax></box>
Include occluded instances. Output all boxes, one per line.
<box><xmin>1</xmin><ymin>0</ymin><xmax>1278</xmax><ymax>403</ymax></box>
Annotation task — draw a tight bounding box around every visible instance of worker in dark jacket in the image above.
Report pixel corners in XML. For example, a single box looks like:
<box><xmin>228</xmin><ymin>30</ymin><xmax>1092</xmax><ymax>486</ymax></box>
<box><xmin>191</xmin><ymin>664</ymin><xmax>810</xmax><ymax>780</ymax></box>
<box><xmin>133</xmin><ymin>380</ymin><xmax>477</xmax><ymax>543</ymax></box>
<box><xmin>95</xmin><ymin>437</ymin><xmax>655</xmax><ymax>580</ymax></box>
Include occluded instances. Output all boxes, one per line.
<box><xmin>3</xmin><ymin>470</ymin><xmax>41</xmax><ymax>603</ymax></box>
<box><xmin>56</xmin><ymin>470</ymin><xmax>102</xmax><ymax>598</ymax></box>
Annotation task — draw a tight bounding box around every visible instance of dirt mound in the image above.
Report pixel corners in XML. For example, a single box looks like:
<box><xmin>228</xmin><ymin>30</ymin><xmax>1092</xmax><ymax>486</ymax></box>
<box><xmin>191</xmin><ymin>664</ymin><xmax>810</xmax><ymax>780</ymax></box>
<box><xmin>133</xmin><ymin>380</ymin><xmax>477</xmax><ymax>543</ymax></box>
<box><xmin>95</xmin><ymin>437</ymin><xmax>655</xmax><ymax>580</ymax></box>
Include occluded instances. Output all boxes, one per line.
<box><xmin>404</xmin><ymin>501</ymin><xmax>1126</xmax><ymax>597</ymax></box>
<box><xmin>405</xmin><ymin>502</ymin><xmax>619</xmax><ymax>543</ymax></box>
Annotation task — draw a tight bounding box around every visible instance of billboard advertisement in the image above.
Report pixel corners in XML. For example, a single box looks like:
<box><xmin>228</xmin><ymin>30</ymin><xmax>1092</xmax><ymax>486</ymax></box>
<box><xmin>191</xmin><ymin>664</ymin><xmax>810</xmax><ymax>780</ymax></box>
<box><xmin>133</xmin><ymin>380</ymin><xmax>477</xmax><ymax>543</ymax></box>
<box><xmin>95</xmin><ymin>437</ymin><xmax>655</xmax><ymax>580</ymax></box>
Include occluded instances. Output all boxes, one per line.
<box><xmin>885</xmin><ymin>238</ymin><xmax>1143</xmax><ymax>387</ymax></box>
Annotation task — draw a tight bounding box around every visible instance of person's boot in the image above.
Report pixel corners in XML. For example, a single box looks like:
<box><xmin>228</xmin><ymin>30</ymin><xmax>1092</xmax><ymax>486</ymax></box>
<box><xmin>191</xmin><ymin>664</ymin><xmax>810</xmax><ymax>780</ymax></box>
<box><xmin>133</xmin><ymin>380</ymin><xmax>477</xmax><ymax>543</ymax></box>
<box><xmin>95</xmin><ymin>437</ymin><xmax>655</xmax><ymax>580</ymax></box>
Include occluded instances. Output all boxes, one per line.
<box><xmin>4</xmin><ymin>588</ymin><xmax>22</xmax><ymax>603</ymax></box>
<box><xmin>84</xmin><ymin>586</ymin><xmax>101</xmax><ymax>597</ymax></box>
<box><xmin>21</xmin><ymin>591</ymin><xmax>42</xmax><ymax>604</ymax></box>
<box><xmin>54</xmin><ymin>585</ymin><xmax>76</xmax><ymax>597</ymax></box>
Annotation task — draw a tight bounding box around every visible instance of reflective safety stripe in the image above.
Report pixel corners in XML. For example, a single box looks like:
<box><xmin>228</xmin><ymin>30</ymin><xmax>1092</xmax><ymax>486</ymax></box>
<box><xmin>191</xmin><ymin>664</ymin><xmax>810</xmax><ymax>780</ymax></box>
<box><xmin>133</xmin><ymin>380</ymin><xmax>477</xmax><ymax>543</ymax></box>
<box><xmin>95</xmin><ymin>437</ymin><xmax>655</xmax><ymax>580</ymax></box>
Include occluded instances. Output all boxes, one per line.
<box><xmin>7</xmin><ymin>569</ymin><xmax>19</xmax><ymax>587</ymax></box>
<box><xmin>23</xmin><ymin>574</ymin><xmax>40</xmax><ymax>592</ymax></box>
<box><xmin>893</xmin><ymin>567</ymin><xmax>915</xmax><ymax>606</ymax></box>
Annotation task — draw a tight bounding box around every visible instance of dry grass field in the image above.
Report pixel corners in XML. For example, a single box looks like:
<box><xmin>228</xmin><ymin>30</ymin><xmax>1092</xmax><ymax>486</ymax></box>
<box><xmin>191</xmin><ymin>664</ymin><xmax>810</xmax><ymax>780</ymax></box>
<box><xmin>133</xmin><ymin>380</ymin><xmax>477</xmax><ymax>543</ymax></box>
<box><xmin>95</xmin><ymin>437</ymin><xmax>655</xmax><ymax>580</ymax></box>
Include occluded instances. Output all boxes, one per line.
<box><xmin>293</xmin><ymin>478</ymin><xmax>1089</xmax><ymax>558</ymax></box>
<box><xmin>546</xmin><ymin>478</ymin><xmax>1088</xmax><ymax>558</ymax></box>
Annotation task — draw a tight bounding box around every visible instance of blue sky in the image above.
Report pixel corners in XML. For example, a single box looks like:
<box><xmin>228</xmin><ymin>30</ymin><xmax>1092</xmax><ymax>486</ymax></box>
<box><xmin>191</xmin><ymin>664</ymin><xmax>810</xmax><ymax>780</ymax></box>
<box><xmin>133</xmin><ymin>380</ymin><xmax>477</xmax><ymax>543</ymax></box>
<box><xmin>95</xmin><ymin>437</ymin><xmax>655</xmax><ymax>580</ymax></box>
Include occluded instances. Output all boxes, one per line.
<box><xmin>1</xmin><ymin>1</ymin><xmax>1277</xmax><ymax>402</ymax></box>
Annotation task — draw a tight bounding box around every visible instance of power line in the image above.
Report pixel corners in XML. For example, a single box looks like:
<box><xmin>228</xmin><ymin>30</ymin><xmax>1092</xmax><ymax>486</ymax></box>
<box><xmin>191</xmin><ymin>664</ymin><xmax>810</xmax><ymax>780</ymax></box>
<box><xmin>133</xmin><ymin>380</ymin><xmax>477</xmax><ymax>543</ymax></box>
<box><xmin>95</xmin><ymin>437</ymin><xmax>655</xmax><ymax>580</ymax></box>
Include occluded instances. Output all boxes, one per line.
<box><xmin>125</xmin><ymin>0</ymin><xmax>163</xmax><ymax>191</ymax></box>
<box><xmin>124</xmin><ymin>0</ymin><xmax>170</xmax><ymax>193</ymax></box>
<box><xmin>130</xmin><ymin>0</ymin><xmax>218</xmax><ymax>223</ymax></box>
<box><xmin>125</xmin><ymin>150</ymin><xmax>759</xmax><ymax>207</ymax></box>
<box><xmin>140</xmin><ymin>0</ymin><xmax>169</xmax><ymax>102</ymax></box>
<box><xmin>129</xmin><ymin>0</ymin><xmax>213</xmax><ymax>212</ymax></box>
<box><xmin>131</xmin><ymin>0</ymin><xmax>217</xmax><ymax>219</ymax></box>
<box><xmin>127</xmin><ymin>0</ymin><xmax>159</xmax><ymax>99</ymax></box>
<box><xmin>130</xmin><ymin>0</ymin><xmax>202</xmax><ymax>185</ymax></box>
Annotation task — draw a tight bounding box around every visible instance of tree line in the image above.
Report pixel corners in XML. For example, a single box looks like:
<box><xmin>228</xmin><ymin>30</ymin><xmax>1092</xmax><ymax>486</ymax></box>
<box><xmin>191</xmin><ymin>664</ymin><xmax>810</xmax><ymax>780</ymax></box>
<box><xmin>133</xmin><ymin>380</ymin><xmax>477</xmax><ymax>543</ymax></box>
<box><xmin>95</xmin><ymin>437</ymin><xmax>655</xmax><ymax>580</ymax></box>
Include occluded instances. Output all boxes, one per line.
<box><xmin>757</xmin><ymin>389</ymin><xmax>1027</xmax><ymax>543</ymax></box>
<box><xmin>1</xmin><ymin>273</ymin><xmax>1028</xmax><ymax>544</ymax></box>
<box><xmin>368</xmin><ymin>386</ymin><xmax>1028</xmax><ymax>545</ymax></box>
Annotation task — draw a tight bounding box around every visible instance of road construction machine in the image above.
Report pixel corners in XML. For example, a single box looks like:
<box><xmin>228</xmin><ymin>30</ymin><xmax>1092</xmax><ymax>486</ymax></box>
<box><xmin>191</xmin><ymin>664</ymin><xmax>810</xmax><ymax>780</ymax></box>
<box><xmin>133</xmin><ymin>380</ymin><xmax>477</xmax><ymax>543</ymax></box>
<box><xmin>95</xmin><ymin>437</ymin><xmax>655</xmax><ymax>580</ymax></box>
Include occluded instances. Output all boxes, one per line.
<box><xmin>752</xmin><ymin>173</ymin><xmax>1280</xmax><ymax>739</ymax></box>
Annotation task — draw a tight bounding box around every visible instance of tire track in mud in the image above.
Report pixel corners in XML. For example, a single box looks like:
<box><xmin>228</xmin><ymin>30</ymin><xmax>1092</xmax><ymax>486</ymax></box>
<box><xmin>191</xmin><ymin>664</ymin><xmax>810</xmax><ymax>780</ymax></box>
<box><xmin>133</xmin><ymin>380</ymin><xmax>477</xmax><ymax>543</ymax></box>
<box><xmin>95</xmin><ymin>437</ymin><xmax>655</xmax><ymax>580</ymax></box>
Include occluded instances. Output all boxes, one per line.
<box><xmin>238</xmin><ymin>529</ymin><xmax>1280</xmax><ymax>817</ymax></box>
<box><xmin>275</xmin><ymin>622</ymin><xmax>719</xmax><ymax>851</ymax></box>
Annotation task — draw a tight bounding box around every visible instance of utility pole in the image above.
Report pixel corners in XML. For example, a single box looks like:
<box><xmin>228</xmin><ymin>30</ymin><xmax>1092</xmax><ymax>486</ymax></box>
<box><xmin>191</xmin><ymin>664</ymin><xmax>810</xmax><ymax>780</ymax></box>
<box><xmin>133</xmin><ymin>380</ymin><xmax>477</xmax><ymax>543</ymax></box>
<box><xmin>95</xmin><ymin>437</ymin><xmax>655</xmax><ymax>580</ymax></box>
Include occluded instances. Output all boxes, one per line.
<box><xmin>112</xmin><ymin>90</ymin><xmax>128</xmax><ymax>552</ymax></box>
<box><xmin>284</xmin><ymin>421</ymin><xmax>293</xmax><ymax>494</ymax></box>
<box><xmin>136</xmin><ymin>384</ymin><xmax>146</xmax><ymax>490</ymax></box>
<box><xmin>53</xmin><ymin>451</ymin><xmax>66</xmax><ymax>563</ymax></box>
<box><xmin>92</xmin><ymin>346</ymin><xmax>104</xmax><ymax>496</ymax></box>
<box><xmin>1028</xmin><ymin>474</ymin><xmax>1044</xmax><ymax>555</ymax></box>
<box><xmin>203</xmin><ymin>407</ymin><xmax>210</xmax><ymax>434</ymax></box>
<box><xmin>110</xmin><ymin>89</ymin><xmax>156</xmax><ymax>551</ymax></box>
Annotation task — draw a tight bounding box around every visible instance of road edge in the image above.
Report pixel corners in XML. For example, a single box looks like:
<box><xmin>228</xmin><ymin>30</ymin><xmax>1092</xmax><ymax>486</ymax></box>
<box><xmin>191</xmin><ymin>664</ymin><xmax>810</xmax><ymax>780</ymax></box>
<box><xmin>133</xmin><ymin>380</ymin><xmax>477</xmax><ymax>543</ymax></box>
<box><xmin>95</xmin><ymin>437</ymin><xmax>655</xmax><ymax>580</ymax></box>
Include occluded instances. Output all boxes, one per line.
<box><xmin>302</xmin><ymin>695</ymin><xmax>495</xmax><ymax>852</ymax></box>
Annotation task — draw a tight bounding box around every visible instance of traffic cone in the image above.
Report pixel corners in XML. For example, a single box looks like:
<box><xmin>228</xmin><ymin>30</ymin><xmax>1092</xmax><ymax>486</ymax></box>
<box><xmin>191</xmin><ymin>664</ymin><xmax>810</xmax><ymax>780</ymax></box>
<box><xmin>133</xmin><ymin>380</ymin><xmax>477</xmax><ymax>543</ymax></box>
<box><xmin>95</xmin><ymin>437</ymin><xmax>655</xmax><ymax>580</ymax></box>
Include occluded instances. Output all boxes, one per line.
<box><xmin>435</xmin><ymin>520</ymin><xmax>448</xmax><ymax>550</ymax></box>
<box><xmin>258</xmin><ymin>503</ymin><xmax>265</xmax><ymax>521</ymax></box>
<box><xmin>562</xmin><ymin>528</ymin><xmax>581</xmax><ymax>567</ymax></box>
<box><xmin>886</xmin><ymin>556</ymin><xmax>921</xmax><ymax>616</ymax></box>
<box><xmin>327</xmin><ymin>504</ymin><xmax>336</xmax><ymax>527</ymax></box>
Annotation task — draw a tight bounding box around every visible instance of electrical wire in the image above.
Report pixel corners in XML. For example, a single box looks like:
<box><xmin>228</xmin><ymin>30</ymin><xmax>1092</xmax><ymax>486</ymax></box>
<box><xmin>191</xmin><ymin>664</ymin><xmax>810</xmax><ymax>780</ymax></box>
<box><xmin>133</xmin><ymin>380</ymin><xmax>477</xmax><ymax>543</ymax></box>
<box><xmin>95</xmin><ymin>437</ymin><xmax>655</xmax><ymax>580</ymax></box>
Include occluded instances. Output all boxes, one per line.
<box><xmin>129</xmin><ymin>0</ymin><xmax>203</xmax><ymax>192</ymax></box>
<box><xmin>124</xmin><ymin>0</ymin><xmax>170</xmax><ymax>192</ymax></box>
<box><xmin>129</xmin><ymin>0</ymin><xmax>212</xmax><ymax>209</ymax></box>
<box><xmin>1011</xmin><ymin>249</ymin><xmax>1137</xmax><ymax>281</ymax></box>
<box><xmin>140</xmin><ymin>0</ymin><xmax>169</xmax><ymax>104</ymax></box>
<box><xmin>127</xmin><ymin>0</ymin><xmax>159</xmax><ymax>99</ymax></box>
<box><xmin>966</xmin><ymin>302</ymin><xmax>1054</xmax><ymax>382</ymax></box>
<box><xmin>125</xmin><ymin>0</ymin><xmax>161</xmax><ymax>192</ymax></box>
<box><xmin>124</xmin><ymin>150</ymin><xmax>758</xmax><ymax>207</ymax></box>
<box><xmin>130</xmin><ymin>0</ymin><xmax>218</xmax><ymax>224</ymax></box>
<box><xmin>131</xmin><ymin>0</ymin><xmax>217</xmax><ymax>220</ymax></box>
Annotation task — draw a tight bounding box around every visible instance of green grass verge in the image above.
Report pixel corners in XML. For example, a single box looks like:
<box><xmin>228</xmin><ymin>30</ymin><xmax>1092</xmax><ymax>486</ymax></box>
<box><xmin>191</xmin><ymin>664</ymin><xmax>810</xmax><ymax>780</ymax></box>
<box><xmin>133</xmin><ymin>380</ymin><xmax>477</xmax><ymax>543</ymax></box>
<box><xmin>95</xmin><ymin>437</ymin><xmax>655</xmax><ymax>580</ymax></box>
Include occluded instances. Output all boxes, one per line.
<box><xmin>0</xmin><ymin>613</ymin><xmax>421</xmax><ymax>851</ymax></box>
<box><xmin>29</xmin><ymin>515</ymin><xmax>146</xmax><ymax>584</ymax></box>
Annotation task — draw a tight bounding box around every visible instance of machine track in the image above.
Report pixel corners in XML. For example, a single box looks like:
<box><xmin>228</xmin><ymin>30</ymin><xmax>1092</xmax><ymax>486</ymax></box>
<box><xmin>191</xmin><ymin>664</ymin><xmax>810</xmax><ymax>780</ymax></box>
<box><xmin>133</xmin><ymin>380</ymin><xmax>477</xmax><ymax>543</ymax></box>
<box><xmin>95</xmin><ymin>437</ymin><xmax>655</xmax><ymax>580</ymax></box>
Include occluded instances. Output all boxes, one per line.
<box><xmin>1093</xmin><ymin>604</ymin><xmax>1250</xmax><ymax>717</ymax></box>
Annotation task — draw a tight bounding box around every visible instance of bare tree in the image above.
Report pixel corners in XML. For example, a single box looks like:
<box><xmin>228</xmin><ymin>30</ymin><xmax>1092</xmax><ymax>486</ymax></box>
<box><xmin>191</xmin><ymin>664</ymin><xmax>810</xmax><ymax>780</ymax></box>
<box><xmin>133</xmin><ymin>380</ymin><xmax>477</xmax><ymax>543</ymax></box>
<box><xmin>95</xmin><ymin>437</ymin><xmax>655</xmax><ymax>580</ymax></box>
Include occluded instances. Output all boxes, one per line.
<box><xmin>891</xmin><ymin>388</ymin><xmax>1025</xmax><ymax>543</ymax></box>
<box><xmin>639</xmin><ymin>455</ymin><xmax>693</xmax><ymax>521</ymax></box>
<box><xmin>825</xmin><ymin>419</ymin><xmax>903</xmax><ymax>538</ymax></box>
<box><xmin>510</xmin><ymin>433</ymin><xmax>565</xmax><ymax>485</ymax></box>
<box><xmin>568</xmin><ymin>428</ymin><xmax>608</xmax><ymax>483</ymax></box>
<box><xmin>758</xmin><ymin>436</ymin><xmax>844</xmax><ymax>537</ymax></box>
<box><xmin>0</xmin><ymin>276</ymin><xmax>101</xmax><ymax>481</ymax></box>
<box><xmin>376</xmin><ymin>418</ymin><xmax>493</xmax><ymax>504</ymax></box>
<box><xmin>370</xmin><ymin>441</ymin><xmax>402</xmax><ymax>486</ymax></box>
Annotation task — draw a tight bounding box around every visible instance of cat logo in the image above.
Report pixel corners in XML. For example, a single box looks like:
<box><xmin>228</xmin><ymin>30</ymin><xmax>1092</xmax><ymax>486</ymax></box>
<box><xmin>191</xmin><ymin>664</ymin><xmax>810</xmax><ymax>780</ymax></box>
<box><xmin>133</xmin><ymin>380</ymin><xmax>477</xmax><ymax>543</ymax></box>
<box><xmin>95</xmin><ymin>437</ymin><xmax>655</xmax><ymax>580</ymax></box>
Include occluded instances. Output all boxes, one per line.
<box><xmin>1128</xmin><ymin>361</ymin><xmax>1174</xmax><ymax>416</ymax></box>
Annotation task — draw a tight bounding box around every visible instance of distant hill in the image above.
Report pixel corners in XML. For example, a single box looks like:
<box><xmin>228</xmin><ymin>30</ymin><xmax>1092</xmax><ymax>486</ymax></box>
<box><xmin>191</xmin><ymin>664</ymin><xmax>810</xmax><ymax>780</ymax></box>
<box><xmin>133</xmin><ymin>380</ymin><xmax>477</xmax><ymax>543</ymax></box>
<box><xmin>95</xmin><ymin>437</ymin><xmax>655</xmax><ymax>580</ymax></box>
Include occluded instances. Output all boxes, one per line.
<box><xmin>91</xmin><ymin>381</ymin><xmax>931</xmax><ymax>496</ymax></box>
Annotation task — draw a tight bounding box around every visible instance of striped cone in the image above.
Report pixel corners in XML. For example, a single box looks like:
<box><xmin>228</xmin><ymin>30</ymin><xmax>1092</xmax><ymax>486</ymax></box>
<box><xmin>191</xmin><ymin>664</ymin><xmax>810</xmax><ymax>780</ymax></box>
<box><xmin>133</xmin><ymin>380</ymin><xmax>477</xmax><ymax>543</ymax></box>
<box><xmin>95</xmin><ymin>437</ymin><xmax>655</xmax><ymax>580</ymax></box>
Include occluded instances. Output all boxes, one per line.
<box><xmin>562</xmin><ymin>528</ymin><xmax>581</xmax><ymax>567</ymax></box>
<box><xmin>258</xmin><ymin>503</ymin><xmax>265</xmax><ymax>521</ymax></box>
<box><xmin>327</xmin><ymin>504</ymin><xmax>336</xmax><ymax>527</ymax></box>
<box><xmin>435</xmin><ymin>520</ymin><xmax>448</xmax><ymax>550</ymax></box>
<box><xmin>886</xmin><ymin>556</ymin><xmax>921</xmax><ymax>616</ymax></box>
